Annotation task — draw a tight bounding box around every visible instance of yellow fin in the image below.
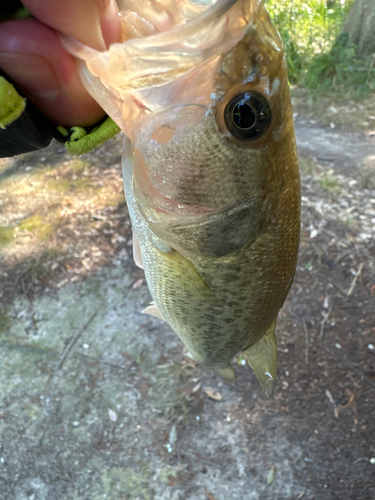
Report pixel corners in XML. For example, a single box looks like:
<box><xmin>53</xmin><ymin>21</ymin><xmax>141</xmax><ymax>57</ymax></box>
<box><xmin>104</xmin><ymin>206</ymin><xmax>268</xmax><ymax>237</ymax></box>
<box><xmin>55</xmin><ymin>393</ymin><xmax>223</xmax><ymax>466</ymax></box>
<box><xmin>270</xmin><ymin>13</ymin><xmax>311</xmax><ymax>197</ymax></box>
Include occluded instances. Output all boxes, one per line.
<box><xmin>132</xmin><ymin>230</ymin><xmax>144</xmax><ymax>269</ymax></box>
<box><xmin>242</xmin><ymin>319</ymin><xmax>277</xmax><ymax>398</ymax></box>
<box><xmin>141</xmin><ymin>302</ymin><xmax>166</xmax><ymax>321</ymax></box>
<box><xmin>214</xmin><ymin>364</ymin><xmax>235</xmax><ymax>380</ymax></box>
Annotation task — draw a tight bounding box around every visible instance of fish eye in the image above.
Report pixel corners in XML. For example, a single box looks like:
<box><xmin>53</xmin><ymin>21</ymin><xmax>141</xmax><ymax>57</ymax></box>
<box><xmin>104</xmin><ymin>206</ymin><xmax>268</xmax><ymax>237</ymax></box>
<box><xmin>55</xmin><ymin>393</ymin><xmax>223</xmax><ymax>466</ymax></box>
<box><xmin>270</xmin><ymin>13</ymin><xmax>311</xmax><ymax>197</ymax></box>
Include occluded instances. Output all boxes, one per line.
<box><xmin>224</xmin><ymin>92</ymin><xmax>272</xmax><ymax>141</ymax></box>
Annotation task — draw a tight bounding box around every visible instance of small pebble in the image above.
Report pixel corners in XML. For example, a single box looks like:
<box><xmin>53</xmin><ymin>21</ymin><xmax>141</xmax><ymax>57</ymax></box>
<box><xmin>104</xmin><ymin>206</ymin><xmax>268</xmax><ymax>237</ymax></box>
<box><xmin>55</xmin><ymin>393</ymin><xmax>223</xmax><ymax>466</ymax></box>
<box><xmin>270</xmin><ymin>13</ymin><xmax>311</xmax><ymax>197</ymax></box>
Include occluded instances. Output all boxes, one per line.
<box><xmin>131</xmin><ymin>278</ymin><xmax>144</xmax><ymax>290</ymax></box>
<box><xmin>108</xmin><ymin>409</ymin><xmax>118</xmax><ymax>422</ymax></box>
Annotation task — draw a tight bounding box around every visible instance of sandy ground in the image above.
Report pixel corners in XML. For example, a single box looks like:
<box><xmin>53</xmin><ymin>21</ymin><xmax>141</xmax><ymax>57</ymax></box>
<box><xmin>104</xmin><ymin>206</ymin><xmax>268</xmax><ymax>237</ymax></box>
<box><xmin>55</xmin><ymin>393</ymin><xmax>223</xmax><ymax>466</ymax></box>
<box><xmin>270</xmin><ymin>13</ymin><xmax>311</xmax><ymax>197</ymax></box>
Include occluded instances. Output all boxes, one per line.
<box><xmin>0</xmin><ymin>111</ymin><xmax>375</xmax><ymax>500</ymax></box>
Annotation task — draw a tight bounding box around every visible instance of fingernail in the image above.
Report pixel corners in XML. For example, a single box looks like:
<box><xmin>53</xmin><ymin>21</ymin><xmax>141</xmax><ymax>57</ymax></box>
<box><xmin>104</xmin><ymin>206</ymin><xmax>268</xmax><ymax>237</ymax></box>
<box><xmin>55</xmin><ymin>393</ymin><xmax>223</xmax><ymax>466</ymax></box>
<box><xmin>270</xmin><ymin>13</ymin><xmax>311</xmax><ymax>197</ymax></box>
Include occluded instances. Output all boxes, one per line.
<box><xmin>0</xmin><ymin>53</ymin><xmax>62</xmax><ymax>99</ymax></box>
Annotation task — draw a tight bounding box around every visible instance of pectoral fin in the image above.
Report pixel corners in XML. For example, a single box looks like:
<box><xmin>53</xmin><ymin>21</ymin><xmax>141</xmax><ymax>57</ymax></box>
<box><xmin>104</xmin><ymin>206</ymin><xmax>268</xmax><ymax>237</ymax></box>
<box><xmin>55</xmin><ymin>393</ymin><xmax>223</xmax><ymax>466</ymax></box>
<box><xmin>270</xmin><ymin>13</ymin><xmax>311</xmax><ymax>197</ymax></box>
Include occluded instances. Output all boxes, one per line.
<box><xmin>141</xmin><ymin>302</ymin><xmax>166</xmax><ymax>321</ymax></box>
<box><xmin>242</xmin><ymin>319</ymin><xmax>277</xmax><ymax>398</ymax></box>
<box><xmin>132</xmin><ymin>230</ymin><xmax>144</xmax><ymax>269</ymax></box>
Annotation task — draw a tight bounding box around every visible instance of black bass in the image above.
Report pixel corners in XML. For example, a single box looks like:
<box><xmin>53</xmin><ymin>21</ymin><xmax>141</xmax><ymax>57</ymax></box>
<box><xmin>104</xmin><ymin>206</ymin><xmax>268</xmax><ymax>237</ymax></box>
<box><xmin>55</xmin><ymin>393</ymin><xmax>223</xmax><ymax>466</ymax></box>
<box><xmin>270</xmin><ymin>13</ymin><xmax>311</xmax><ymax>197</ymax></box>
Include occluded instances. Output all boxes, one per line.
<box><xmin>65</xmin><ymin>0</ymin><xmax>300</xmax><ymax>396</ymax></box>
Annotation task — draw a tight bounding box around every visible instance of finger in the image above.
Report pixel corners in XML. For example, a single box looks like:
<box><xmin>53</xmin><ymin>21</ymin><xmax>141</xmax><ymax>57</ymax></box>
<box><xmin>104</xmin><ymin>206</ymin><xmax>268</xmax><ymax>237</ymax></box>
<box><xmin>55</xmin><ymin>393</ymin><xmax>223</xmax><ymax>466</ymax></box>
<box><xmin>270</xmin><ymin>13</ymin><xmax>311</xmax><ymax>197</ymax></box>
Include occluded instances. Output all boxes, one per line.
<box><xmin>22</xmin><ymin>0</ymin><xmax>121</xmax><ymax>51</ymax></box>
<box><xmin>0</xmin><ymin>19</ymin><xmax>105</xmax><ymax>126</ymax></box>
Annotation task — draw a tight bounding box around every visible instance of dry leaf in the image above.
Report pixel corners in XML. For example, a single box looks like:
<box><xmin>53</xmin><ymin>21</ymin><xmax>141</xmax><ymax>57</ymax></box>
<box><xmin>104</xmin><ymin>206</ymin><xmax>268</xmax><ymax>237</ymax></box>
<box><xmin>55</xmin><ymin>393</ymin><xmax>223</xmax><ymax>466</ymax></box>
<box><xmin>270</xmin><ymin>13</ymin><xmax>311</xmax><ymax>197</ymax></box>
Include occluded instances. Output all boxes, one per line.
<box><xmin>131</xmin><ymin>278</ymin><xmax>144</xmax><ymax>290</ymax></box>
<box><xmin>267</xmin><ymin>465</ymin><xmax>276</xmax><ymax>484</ymax></box>
<box><xmin>204</xmin><ymin>387</ymin><xmax>223</xmax><ymax>401</ymax></box>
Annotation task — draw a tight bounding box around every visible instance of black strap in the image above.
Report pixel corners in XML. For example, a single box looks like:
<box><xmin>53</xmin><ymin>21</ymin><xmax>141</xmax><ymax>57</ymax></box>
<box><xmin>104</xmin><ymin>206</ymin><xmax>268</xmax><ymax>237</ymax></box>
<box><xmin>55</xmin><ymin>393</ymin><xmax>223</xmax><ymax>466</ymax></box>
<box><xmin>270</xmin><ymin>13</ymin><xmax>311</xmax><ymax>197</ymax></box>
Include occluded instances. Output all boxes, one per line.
<box><xmin>0</xmin><ymin>69</ymin><xmax>66</xmax><ymax>158</ymax></box>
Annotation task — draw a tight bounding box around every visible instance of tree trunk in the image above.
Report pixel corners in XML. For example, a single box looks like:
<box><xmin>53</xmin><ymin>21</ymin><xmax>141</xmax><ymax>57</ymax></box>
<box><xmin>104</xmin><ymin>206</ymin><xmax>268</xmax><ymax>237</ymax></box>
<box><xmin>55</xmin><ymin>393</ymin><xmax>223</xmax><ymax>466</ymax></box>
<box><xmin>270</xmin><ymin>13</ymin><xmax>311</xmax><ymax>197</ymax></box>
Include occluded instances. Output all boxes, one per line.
<box><xmin>341</xmin><ymin>0</ymin><xmax>375</xmax><ymax>56</ymax></box>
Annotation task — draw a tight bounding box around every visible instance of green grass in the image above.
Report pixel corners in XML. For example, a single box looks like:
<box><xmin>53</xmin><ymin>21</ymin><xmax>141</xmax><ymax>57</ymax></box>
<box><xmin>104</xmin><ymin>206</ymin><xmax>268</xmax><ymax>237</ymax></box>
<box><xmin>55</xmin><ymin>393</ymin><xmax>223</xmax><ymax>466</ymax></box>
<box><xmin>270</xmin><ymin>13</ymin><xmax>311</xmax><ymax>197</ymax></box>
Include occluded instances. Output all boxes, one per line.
<box><xmin>299</xmin><ymin>156</ymin><xmax>319</xmax><ymax>176</ymax></box>
<box><xmin>360</xmin><ymin>164</ymin><xmax>375</xmax><ymax>190</ymax></box>
<box><xmin>69</xmin><ymin>159</ymin><xmax>89</xmax><ymax>173</ymax></box>
<box><xmin>306</xmin><ymin>34</ymin><xmax>375</xmax><ymax>96</ymax></box>
<box><xmin>18</xmin><ymin>215</ymin><xmax>54</xmax><ymax>242</ymax></box>
<box><xmin>0</xmin><ymin>226</ymin><xmax>15</xmax><ymax>246</ymax></box>
<box><xmin>151</xmin><ymin>362</ymin><xmax>193</xmax><ymax>421</ymax></box>
<box><xmin>267</xmin><ymin>0</ymin><xmax>375</xmax><ymax>97</ymax></box>
<box><xmin>319</xmin><ymin>175</ymin><xmax>338</xmax><ymax>192</ymax></box>
<box><xmin>0</xmin><ymin>307</ymin><xmax>11</xmax><ymax>332</ymax></box>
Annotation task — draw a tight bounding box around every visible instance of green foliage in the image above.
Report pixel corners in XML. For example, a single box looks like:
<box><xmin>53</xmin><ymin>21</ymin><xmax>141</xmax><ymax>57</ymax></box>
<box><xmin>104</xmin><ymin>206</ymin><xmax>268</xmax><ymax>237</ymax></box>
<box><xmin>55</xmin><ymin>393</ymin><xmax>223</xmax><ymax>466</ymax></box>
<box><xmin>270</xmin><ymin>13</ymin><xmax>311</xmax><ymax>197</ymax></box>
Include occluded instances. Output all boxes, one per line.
<box><xmin>0</xmin><ymin>226</ymin><xmax>14</xmax><ymax>246</ymax></box>
<box><xmin>306</xmin><ymin>34</ymin><xmax>375</xmax><ymax>96</ymax></box>
<box><xmin>18</xmin><ymin>214</ymin><xmax>54</xmax><ymax>242</ymax></box>
<box><xmin>151</xmin><ymin>362</ymin><xmax>191</xmax><ymax>421</ymax></box>
<box><xmin>267</xmin><ymin>0</ymin><xmax>374</xmax><ymax>97</ymax></box>
<box><xmin>0</xmin><ymin>307</ymin><xmax>11</xmax><ymax>332</ymax></box>
<box><xmin>319</xmin><ymin>175</ymin><xmax>338</xmax><ymax>191</ymax></box>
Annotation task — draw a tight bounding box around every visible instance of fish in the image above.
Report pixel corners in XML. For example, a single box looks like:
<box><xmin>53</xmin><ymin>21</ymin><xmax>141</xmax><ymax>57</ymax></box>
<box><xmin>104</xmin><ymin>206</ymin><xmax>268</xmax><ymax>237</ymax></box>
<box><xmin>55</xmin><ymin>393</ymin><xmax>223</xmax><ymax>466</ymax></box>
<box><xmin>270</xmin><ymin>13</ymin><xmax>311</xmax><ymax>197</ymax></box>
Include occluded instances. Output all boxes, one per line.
<box><xmin>64</xmin><ymin>0</ymin><xmax>300</xmax><ymax>396</ymax></box>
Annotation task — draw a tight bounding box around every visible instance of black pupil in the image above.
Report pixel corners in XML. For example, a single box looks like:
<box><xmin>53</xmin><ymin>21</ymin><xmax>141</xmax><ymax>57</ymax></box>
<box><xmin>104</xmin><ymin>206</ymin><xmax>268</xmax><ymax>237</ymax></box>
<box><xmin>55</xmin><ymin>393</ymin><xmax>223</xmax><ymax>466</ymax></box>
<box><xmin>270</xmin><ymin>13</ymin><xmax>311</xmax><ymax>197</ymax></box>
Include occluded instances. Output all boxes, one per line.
<box><xmin>233</xmin><ymin>103</ymin><xmax>256</xmax><ymax>130</ymax></box>
<box><xmin>224</xmin><ymin>91</ymin><xmax>271</xmax><ymax>141</ymax></box>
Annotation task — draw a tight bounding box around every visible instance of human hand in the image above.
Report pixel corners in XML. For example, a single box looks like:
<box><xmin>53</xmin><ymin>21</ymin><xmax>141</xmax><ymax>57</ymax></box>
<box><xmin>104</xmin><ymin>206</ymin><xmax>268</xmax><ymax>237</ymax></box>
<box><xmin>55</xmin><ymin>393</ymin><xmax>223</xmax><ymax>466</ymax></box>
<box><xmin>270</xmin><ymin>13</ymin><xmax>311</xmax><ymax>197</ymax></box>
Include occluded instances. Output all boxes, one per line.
<box><xmin>0</xmin><ymin>0</ymin><xmax>121</xmax><ymax>126</ymax></box>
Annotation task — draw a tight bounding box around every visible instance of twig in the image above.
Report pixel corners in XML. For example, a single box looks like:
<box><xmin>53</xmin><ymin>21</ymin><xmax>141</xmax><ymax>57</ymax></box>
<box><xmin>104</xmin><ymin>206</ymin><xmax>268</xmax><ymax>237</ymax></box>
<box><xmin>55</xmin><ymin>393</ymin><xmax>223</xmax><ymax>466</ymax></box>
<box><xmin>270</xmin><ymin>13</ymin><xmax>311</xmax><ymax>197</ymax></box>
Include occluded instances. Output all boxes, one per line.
<box><xmin>319</xmin><ymin>294</ymin><xmax>333</xmax><ymax>339</ymax></box>
<box><xmin>58</xmin><ymin>264</ymin><xmax>71</xmax><ymax>282</ymax></box>
<box><xmin>325</xmin><ymin>389</ymin><xmax>339</xmax><ymax>418</ymax></box>
<box><xmin>302</xmin><ymin>318</ymin><xmax>309</xmax><ymax>364</ymax></box>
<box><xmin>334</xmin><ymin>247</ymin><xmax>356</xmax><ymax>264</ymax></box>
<box><xmin>336</xmin><ymin>392</ymin><xmax>356</xmax><ymax>417</ymax></box>
<box><xmin>359</xmin><ymin>244</ymin><xmax>375</xmax><ymax>266</ymax></box>
<box><xmin>347</xmin><ymin>263</ymin><xmax>364</xmax><ymax>296</ymax></box>
<box><xmin>355</xmin><ymin>244</ymin><xmax>375</xmax><ymax>276</ymax></box>
<box><xmin>21</xmin><ymin>279</ymin><xmax>38</xmax><ymax>331</ymax></box>
<box><xmin>314</xmin><ymin>271</ymin><xmax>347</xmax><ymax>296</ymax></box>
<box><xmin>321</xmin><ymin>346</ymin><xmax>375</xmax><ymax>388</ymax></box>
<box><xmin>326</xmin><ymin>389</ymin><xmax>356</xmax><ymax>419</ymax></box>
<box><xmin>205</xmin><ymin>489</ymin><xmax>219</xmax><ymax>500</ymax></box>
<box><xmin>57</xmin><ymin>311</ymin><xmax>98</xmax><ymax>370</ymax></box>
<box><xmin>322</xmin><ymin>229</ymin><xmax>351</xmax><ymax>247</ymax></box>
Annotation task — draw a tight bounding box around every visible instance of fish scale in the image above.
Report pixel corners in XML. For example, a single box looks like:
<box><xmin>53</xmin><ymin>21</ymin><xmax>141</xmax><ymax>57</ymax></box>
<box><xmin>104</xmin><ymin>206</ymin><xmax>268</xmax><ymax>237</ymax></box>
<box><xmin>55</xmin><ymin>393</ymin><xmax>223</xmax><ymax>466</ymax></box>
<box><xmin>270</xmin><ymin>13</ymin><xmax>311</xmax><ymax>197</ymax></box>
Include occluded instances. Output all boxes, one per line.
<box><xmin>140</xmin><ymin>116</ymin><xmax>266</xmax><ymax>209</ymax></box>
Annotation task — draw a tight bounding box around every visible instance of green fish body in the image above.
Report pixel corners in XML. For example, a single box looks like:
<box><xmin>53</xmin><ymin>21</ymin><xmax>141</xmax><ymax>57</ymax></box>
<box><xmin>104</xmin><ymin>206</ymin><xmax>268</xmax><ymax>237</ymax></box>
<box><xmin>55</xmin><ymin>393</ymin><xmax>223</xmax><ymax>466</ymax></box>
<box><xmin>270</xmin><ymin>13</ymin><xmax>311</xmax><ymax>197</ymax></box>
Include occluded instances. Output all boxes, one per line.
<box><xmin>66</xmin><ymin>0</ymin><xmax>300</xmax><ymax>394</ymax></box>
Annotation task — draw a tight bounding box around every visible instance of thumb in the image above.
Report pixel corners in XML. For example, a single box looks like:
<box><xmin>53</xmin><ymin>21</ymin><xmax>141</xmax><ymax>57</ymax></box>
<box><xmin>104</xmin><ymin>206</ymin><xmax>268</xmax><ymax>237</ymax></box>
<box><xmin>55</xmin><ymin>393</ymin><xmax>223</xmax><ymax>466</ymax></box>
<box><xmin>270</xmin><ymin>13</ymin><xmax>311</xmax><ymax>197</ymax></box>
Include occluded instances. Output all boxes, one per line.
<box><xmin>22</xmin><ymin>0</ymin><xmax>121</xmax><ymax>51</ymax></box>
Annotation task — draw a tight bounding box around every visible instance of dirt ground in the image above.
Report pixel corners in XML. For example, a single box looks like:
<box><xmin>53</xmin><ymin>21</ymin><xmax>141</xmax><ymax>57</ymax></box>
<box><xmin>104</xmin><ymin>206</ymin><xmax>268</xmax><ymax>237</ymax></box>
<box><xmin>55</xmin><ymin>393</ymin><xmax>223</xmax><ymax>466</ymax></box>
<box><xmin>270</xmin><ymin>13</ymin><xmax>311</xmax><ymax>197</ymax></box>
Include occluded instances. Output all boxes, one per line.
<box><xmin>0</xmin><ymin>95</ymin><xmax>375</xmax><ymax>500</ymax></box>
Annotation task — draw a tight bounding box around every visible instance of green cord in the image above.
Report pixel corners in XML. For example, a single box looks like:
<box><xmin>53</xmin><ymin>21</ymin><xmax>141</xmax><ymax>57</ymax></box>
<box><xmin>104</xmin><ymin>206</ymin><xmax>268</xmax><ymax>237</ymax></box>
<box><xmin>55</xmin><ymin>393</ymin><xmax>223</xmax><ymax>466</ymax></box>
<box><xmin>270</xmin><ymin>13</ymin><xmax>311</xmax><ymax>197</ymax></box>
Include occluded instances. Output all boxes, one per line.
<box><xmin>0</xmin><ymin>77</ymin><xmax>26</xmax><ymax>129</ymax></box>
<box><xmin>0</xmin><ymin>72</ymin><xmax>120</xmax><ymax>155</ymax></box>
<box><xmin>12</xmin><ymin>7</ymin><xmax>32</xmax><ymax>20</ymax></box>
<box><xmin>65</xmin><ymin>117</ymin><xmax>121</xmax><ymax>156</ymax></box>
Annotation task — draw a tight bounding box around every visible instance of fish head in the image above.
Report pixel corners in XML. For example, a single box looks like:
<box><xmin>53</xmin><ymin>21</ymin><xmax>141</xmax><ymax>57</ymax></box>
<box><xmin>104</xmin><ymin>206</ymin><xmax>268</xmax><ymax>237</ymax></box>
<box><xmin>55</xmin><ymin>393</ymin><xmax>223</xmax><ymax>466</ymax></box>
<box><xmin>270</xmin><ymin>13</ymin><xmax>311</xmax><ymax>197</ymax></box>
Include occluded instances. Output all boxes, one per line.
<box><xmin>65</xmin><ymin>0</ymin><xmax>298</xmax><ymax>258</ymax></box>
